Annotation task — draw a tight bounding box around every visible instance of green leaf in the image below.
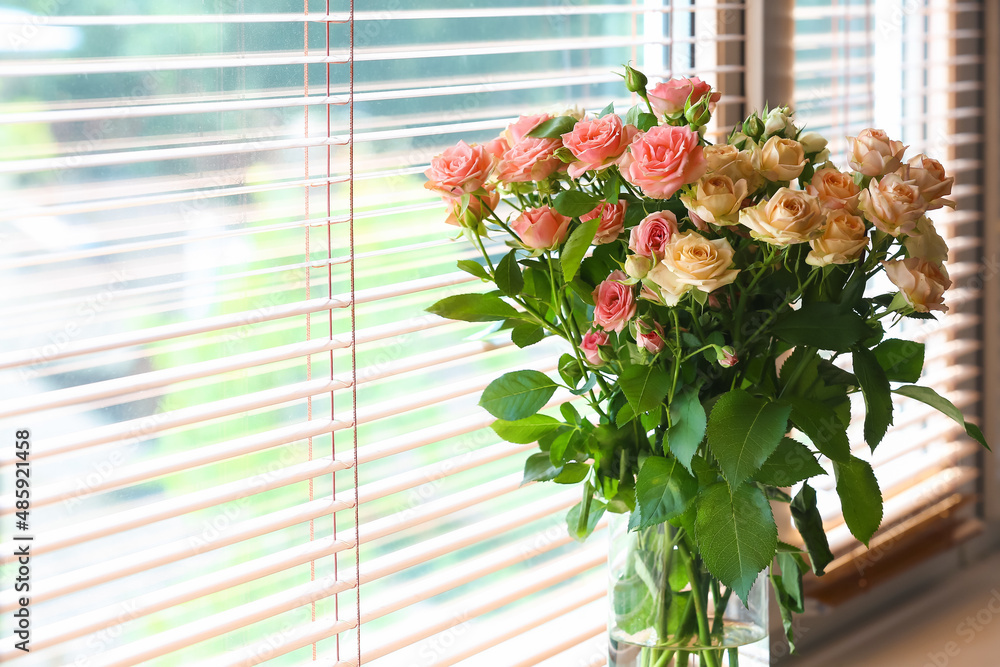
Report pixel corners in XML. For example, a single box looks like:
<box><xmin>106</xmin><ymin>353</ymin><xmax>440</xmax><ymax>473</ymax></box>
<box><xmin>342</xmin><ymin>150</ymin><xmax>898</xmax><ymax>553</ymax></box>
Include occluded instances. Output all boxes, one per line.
<box><xmin>752</xmin><ymin>437</ymin><xmax>826</xmax><ymax>487</ymax></box>
<box><xmin>491</xmin><ymin>414</ymin><xmax>562</xmax><ymax>444</ymax></box>
<box><xmin>554</xmin><ymin>462</ymin><xmax>590</xmax><ymax>484</ymax></box>
<box><xmin>666</xmin><ymin>387</ymin><xmax>706</xmax><ymax>473</ymax></box>
<box><xmin>619</xmin><ymin>364</ymin><xmax>672</xmax><ymax>419</ymax></box>
<box><xmin>853</xmin><ymin>347</ymin><xmax>894</xmax><ymax>450</ymax></box>
<box><xmin>494</xmin><ymin>250</ymin><xmax>524</xmax><ymax>297</ymax></box>
<box><xmin>785</xmin><ymin>396</ymin><xmax>851</xmax><ymax>463</ymax></box>
<box><xmin>873</xmin><ymin>338</ymin><xmax>925</xmax><ymax>383</ymax></box>
<box><xmin>558</xmin><ymin>353</ymin><xmax>584</xmax><ymax>388</ymax></box>
<box><xmin>522</xmin><ymin>452</ymin><xmax>562</xmax><ymax>484</ymax></box>
<box><xmin>707</xmin><ymin>390</ymin><xmax>791</xmax><ymax>487</ymax></box>
<box><xmin>773</xmin><ymin>303</ymin><xmax>871</xmax><ymax>352</ymax></box>
<box><xmin>511</xmin><ymin>322</ymin><xmax>544</xmax><ymax>348</ymax></box>
<box><xmin>597</xmin><ymin>102</ymin><xmax>615</xmax><ymax>118</ymax></box>
<box><xmin>624</xmin><ymin>104</ymin><xmax>643</xmax><ymax>126</ymax></box>
<box><xmin>789</xmin><ymin>483</ymin><xmax>834</xmax><ymax>575</ymax></box>
<box><xmin>695</xmin><ymin>482</ymin><xmax>778</xmax><ymax>605</ymax></box>
<box><xmin>553</xmin><ymin>190</ymin><xmax>602</xmax><ymax>218</ymax></box>
<box><xmin>527</xmin><ymin>115</ymin><xmax>578</xmax><ymax>138</ymax></box>
<box><xmin>631</xmin><ymin>456</ymin><xmax>698</xmax><ymax>530</ymax></box>
<box><xmin>456</xmin><ymin>259</ymin><xmax>489</xmax><ymax>281</ymax></box>
<box><xmin>833</xmin><ymin>456</ymin><xmax>883</xmax><ymax>546</ymax></box>
<box><xmin>636</xmin><ymin>112</ymin><xmax>658</xmax><ymax>131</ymax></box>
<box><xmin>568</xmin><ymin>498</ymin><xmax>607</xmax><ymax>541</ymax></box>
<box><xmin>426</xmin><ymin>293</ymin><xmax>519</xmax><ymax>323</ymax></box>
<box><xmin>894</xmin><ymin>385</ymin><xmax>993</xmax><ymax>451</ymax></box>
<box><xmin>604</xmin><ymin>170</ymin><xmax>620</xmax><ymax>204</ymax></box>
<box><xmin>561</xmin><ymin>218</ymin><xmax>600</xmax><ymax>283</ymax></box>
<box><xmin>893</xmin><ymin>385</ymin><xmax>990</xmax><ymax>451</ymax></box>
<box><xmin>480</xmin><ymin>370</ymin><xmax>559</xmax><ymax>420</ymax></box>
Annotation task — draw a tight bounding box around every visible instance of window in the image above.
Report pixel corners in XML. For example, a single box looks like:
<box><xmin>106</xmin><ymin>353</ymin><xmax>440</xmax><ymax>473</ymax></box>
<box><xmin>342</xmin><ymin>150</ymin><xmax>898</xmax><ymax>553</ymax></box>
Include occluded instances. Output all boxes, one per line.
<box><xmin>788</xmin><ymin>0</ymin><xmax>990</xmax><ymax>605</ymax></box>
<box><xmin>0</xmin><ymin>2</ymin><xmax>745</xmax><ymax>665</ymax></box>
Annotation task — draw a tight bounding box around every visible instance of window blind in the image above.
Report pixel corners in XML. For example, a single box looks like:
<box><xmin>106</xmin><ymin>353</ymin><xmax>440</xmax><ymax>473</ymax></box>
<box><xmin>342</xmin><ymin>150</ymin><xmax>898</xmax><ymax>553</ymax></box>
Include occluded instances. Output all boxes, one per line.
<box><xmin>0</xmin><ymin>2</ymin><xmax>747</xmax><ymax>666</ymax></box>
<box><xmin>790</xmin><ymin>0</ymin><xmax>986</xmax><ymax>568</ymax></box>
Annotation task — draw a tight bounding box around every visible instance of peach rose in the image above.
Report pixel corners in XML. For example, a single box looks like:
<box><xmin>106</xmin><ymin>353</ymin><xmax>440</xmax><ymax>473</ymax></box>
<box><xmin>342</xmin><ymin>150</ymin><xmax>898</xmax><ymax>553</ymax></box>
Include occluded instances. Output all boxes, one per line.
<box><xmin>647</xmin><ymin>77</ymin><xmax>720</xmax><ymax>118</ymax></box>
<box><xmin>504</xmin><ymin>113</ymin><xmax>550</xmax><ymax>145</ymax></box>
<box><xmin>753</xmin><ymin>136</ymin><xmax>807</xmax><ymax>182</ymax></box>
<box><xmin>806</xmin><ymin>167</ymin><xmax>861</xmax><ymax>211</ymax></box>
<box><xmin>496</xmin><ymin>137</ymin><xmax>563</xmax><ymax>183</ymax></box>
<box><xmin>635</xmin><ymin>319</ymin><xmax>666</xmax><ymax>354</ymax></box>
<box><xmin>904</xmin><ymin>216</ymin><xmax>949</xmax><ymax>267</ymax></box>
<box><xmin>619</xmin><ymin>125</ymin><xmax>707</xmax><ymax>199</ymax></box>
<box><xmin>580</xmin><ymin>201</ymin><xmax>628</xmax><ymax>244</ymax></box>
<box><xmin>629</xmin><ymin>211</ymin><xmax>679</xmax><ymax>260</ymax></box>
<box><xmin>805</xmin><ymin>209</ymin><xmax>869</xmax><ymax>267</ymax></box>
<box><xmin>883</xmin><ymin>257</ymin><xmax>951</xmax><ymax>313</ymax></box>
<box><xmin>442</xmin><ymin>187</ymin><xmax>500</xmax><ymax>228</ymax></box>
<box><xmin>901</xmin><ymin>154</ymin><xmax>955</xmax><ymax>210</ymax></box>
<box><xmin>424</xmin><ymin>140</ymin><xmax>495</xmax><ymax>196</ymax></box>
<box><xmin>858</xmin><ymin>173</ymin><xmax>926</xmax><ymax>236</ymax></box>
<box><xmin>847</xmin><ymin>128</ymin><xmax>907</xmax><ymax>177</ymax></box>
<box><xmin>680</xmin><ymin>174</ymin><xmax>748</xmax><ymax>226</ymax></box>
<box><xmin>592</xmin><ymin>270</ymin><xmax>636</xmax><ymax>333</ymax></box>
<box><xmin>511</xmin><ymin>205</ymin><xmax>571</xmax><ymax>249</ymax></box>
<box><xmin>561</xmin><ymin>114</ymin><xmax>637</xmax><ymax>178</ymax></box>
<box><xmin>646</xmin><ymin>232</ymin><xmax>739</xmax><ymax>305</ymax></box>
<box><xmin>704</xmin><ymin>144</ymin><xmax>760</xmax><ymax>192</ymax></box>
<box><xmin>739</xmin><ymin>188</ymin><xmax>825</xmax><ymax>245</ymax></box>
<box><xmin>580</xmin><ymin>330</ymin><xmax>610</xmax><ymax>366</ymax></box>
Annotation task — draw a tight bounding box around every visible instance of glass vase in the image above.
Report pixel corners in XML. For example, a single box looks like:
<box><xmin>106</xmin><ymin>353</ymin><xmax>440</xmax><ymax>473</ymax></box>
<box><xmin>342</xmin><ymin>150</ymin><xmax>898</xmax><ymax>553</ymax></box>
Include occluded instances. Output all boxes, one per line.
<box><xmin>608</xmin><ymin>513</ymin><xmax>769</xmax><ymax>667</ymax></box>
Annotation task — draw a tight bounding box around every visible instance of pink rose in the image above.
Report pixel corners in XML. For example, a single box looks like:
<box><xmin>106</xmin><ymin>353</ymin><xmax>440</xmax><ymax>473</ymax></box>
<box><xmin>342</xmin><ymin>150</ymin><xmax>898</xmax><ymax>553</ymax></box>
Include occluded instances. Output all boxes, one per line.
<box><xmin>635</xmin><ymin>319</ymin><xmax>666</xmax><ymax>354</ymax></box>
<box><xmin>561</xmin><ymin>114</ymin><xmax>638</xmax><ymax>178</ymax></box>
<box><xmin>618</xmin><ymin>125</ymin><xmax>707</xmax><ymax>199</ymax></box>
<box><xmin>592</xmin><ymin>270</ymin><xmax>636</xmax><ymax>333</ymax></box>
<box><xmin>511</xmin><ymin>205</ymin><xmax>571</xmax><ymax>249</ymax></box>
<box><xmin>580</xmin><ymin>330</ymin><xmax>610</xmax><ymax>366</ymax></box>
<box><xmin>629</xmin><ymin>211</ymin><xmax>679</xmax><ymax>260</ymax></box>
<box><xmin>581</xmin><ymin>201</ymin><xmax>628</xmax><ymax>244</ymax></box>
<box><xmin>496</xmin><ymin>137</ymin><xmax>563</xmax><ymax>183</ymax></box>
<box><xmin>484</xmin><ymin>136</ymin><xmax>509</xmax><ymax>160</ymax></box>
<box><xmin>424</xmin><ymin>140</ymin><xmax>495</xmax><ymax>196</ymax></box>
<box><xmin>504</xmin><ymin>113</ymin><xmax>551</xmax><ymax>145</ymax></box>
<box><xmin>442</xmin><ymin>187</ymin><xmax>500</xmax><ymax>228</ymax></box>
<box><xmin>647</xmin><ymin>77</ymin><xmax>720</xmax><ymax>118</ymax></box>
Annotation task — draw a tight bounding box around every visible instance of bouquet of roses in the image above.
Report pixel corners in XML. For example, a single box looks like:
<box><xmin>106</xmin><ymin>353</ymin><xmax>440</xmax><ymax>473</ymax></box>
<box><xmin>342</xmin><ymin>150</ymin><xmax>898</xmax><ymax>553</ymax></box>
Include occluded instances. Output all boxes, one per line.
<box><xmin>423</xmin><ymin>65</ymin><xmax>988</xmax><ymax>665</ymax></box>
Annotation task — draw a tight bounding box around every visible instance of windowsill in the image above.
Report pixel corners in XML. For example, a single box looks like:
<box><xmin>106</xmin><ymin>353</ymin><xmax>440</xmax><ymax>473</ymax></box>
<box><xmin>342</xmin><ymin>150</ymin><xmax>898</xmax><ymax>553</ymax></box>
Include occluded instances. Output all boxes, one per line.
<box><xmin>780</xmin><ymin>548</ymin><xmax>1000</xmax><ymax>666</ymax></box>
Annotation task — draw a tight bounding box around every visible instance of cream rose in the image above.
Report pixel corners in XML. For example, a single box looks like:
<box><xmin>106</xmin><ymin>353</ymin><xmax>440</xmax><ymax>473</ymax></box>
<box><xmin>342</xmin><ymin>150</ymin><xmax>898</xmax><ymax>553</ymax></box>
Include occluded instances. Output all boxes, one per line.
<box><xmin>805</xmin><ymin>209</ymin><xmax>869</xmax><ymax>267</ymax></box>
<box><xmin>904</xmin><ymin>216</ymin><xmax>949</xmax><ymax>267</ymax></box>
<box><xmin>753</xmin><ymin>136</ymin><xmax>807</xmax><ymax>182</ymax></box>
<box><xmin>645</xmin><ymin>232</ymin><xmax>739</xmax><ymax>305</ymax></box>
<box><xmin>739</xmin><ymin>188</ymin><xmax>825</xmax><ymax>245</ymax></box>
<box><xmin>704</xmin><ymin>144</ymin><xmax>761</xmax><ymax>192</ymax></box>
<box><xmin>680</xmin><ymin>174</ymin><xmax>748</xmax><ymax>226</ymax></box>
<box><xmin>847</xmin><ymin>128</ymin><xmax>907</xmax><ymax>177</ymax></box>
<box><xmin>806</xmin><ymin>166</ymin><xmax>861</xmax><ymax>212</ymax></box>
<box><xmin>883</xmin><ymin>257</ymin><xmax>952</xmax><ymax>313</ymax></box>
<box><xmin>901</xmin><ymin>154</ymin><xmax>955</xmax><ymax>210</ymax></box>
<box><xmin>858</xmin><ymin>173</ymin><xmax>926</xmax><ymax>236</ymax></box>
